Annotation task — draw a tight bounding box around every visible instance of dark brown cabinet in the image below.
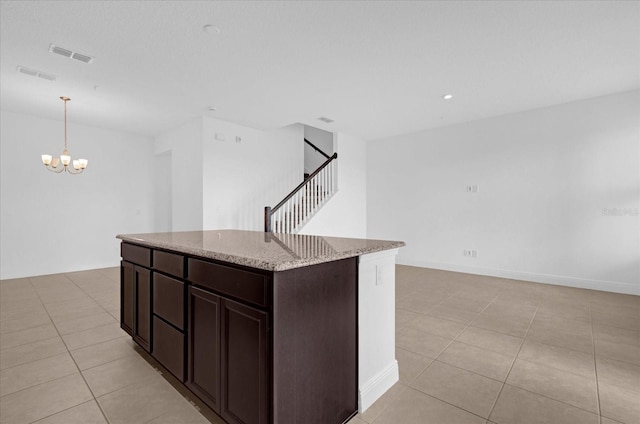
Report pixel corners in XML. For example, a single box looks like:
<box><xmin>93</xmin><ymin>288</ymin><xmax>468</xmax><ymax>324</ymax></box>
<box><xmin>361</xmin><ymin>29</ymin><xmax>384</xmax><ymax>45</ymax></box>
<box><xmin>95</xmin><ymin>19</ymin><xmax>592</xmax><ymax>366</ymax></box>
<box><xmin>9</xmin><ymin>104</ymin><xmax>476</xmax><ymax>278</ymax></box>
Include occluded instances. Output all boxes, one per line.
<box><xmin>187</xmin><ymin>286</ymin><xmax>221</xmax><ymax>411</ymax></box>
<box><xmin>120</xmin><ymin>241</ymin><xmax>357</xmax><ymax>424</ymax></box>
<box><xmin>120</xmin><ymin>260</ymin><xmax>151</xmax><ymax>352</ymax></box>
<box><xmin>187</xmin><ymin>286</ymin><xmax>269</xmax><ymax>424</ymax></box>
<box><xmin>151</xmin><ymin>253</ymin><xmax>187</xmax><ymax>382</ymax></box>
<box><xmin>153</xmin><ymin>316</ymin><xmax>185</xmax><ymax>381</ymax></box>
<box><xmin>220</xmin><ymin>298</ymin><xmax>268</xmax><ymax>424</ymax></box>
<box><xmin>120</xmin><ymin>261</ymin><xmax>134</xmax><ymax>336</ymax></box>
<box><xmin>134</xmin><ymin>266</ymin><xmax>151</xmax><ymax>352</ymax></box>
<box><xmin>153</xmin><ymin>273</ymin><xmax>185</xmax><ymax>330</ymax></box>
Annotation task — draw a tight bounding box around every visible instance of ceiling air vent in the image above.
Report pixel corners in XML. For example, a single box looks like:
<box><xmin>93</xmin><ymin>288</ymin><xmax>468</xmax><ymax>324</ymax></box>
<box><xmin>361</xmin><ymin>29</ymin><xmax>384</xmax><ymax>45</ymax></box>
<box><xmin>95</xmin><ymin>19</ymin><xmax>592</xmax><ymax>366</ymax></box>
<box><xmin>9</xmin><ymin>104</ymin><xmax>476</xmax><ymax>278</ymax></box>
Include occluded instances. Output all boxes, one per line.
<box><xmin>49</xmin><ymin>44</ymin><xmax>94</xmax><ymax>64</ymax></box>
<box><xmin>17</xmin><ymin>66</ymin><xmax>56</xmax><ymax>81</ymax></box>
<box><xmin>318</xmin><ymin>116</ymin><xmax>334</xmax><ymax>123</ymax></box>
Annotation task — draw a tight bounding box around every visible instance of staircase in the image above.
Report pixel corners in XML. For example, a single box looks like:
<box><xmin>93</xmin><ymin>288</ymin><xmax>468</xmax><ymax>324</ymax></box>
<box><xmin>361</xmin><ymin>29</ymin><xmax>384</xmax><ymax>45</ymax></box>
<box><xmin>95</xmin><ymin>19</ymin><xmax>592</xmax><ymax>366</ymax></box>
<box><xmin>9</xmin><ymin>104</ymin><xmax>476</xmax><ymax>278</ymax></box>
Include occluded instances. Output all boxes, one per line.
<box><xmin>264</xmin><ymin>151</ymin><xmax>337</xmax><ymax>233</ymax></box>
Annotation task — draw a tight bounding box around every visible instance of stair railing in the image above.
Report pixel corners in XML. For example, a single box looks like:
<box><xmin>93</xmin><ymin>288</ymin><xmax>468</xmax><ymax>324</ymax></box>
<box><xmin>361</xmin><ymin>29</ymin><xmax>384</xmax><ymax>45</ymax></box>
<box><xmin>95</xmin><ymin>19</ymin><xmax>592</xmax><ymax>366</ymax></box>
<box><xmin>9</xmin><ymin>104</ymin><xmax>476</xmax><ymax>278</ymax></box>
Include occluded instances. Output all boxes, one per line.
<box><xmin>304</xmin><ymin>138</ymin><xmax>331</xmax><ymax>160</ymax></box>
<box><xmin>265</xmin><ymin>152</ymin><xmax>337</xmax><ymax>233</ymax></box>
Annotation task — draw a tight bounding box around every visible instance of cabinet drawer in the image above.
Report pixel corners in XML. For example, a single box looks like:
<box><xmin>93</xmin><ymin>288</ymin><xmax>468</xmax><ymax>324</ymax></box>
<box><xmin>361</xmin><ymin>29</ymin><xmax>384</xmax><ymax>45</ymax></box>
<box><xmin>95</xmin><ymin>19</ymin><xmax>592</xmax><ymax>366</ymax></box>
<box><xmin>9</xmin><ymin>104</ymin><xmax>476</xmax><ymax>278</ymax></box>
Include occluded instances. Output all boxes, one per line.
<box><xmin>153</xmin><ymin>316</ymin><xmax>185</xmax><ymax>382</ymax></box>
<box><xmin>188</xmin><ymin>259</ymin><xmax>268</xmax><ymax>308</ymax></box>
<box><xmin>153</xmin><ymin>250</ymin><xmax>184</xmax><ymax>278</ymax></box>
<box><xmin>121</xmin><ymin>243</ymin><xmax>151</xmax><ymax>268</ymax></box>
<box><xmin>154</xmin><ymin>273</ymin><xmax>185</xmax><ymax>330</ymax></box>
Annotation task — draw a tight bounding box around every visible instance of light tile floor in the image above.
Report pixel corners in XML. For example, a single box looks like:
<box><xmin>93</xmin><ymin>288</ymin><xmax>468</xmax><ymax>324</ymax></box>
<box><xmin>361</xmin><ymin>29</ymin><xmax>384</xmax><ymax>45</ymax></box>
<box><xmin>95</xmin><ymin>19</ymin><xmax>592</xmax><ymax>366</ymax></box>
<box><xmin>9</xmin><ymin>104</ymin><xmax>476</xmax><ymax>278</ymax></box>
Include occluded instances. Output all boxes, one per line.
<box><xmin>0</xmin><ymin>265</ymin><xmax>638</xmax><ymax>423</ymax></box>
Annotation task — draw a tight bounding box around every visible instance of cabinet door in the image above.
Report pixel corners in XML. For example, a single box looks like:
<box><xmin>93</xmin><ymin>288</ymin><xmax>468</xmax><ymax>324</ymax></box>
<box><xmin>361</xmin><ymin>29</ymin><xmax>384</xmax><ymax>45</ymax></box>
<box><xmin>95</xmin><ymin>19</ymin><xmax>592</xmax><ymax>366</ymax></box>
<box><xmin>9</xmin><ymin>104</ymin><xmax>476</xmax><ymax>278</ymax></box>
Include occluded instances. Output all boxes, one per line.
<box><xmin>120</xmin><ymin>261</ymin><xmax>135</xmax><ymax>336</ymax></box>
<box><xmin>187</xmin><ymin>286</ymin><xmax>221</xmax><ymax>412</ymax></box>
<box><xmin>221</xmin><ymin>298</ymin><xmax>269</xmax><ymax>424</ymax></box>
<box><xmin>133</xmin><ymin>266</ymin><xmax>151</xmax><ymax>352</ymax></box>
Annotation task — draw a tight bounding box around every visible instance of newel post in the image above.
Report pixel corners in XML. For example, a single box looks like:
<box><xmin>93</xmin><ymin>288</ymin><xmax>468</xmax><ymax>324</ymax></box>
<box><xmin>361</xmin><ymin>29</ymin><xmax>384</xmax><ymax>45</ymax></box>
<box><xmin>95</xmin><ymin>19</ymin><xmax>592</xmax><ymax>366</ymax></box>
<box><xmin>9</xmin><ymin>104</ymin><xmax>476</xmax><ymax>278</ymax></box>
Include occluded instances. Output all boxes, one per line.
<box><xmin>264</xmin><ymin>206</ymin><xmax>272</xmax><ymax>232</ymax></box>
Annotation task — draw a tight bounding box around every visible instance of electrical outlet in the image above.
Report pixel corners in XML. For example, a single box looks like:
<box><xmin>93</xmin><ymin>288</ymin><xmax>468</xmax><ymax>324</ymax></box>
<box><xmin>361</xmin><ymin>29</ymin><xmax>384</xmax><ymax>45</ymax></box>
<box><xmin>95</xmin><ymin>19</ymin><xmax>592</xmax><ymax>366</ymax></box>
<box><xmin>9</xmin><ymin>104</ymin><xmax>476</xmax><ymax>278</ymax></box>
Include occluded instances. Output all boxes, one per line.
<box><xmin>376</xmin><ymin>265</ymin><xmax>384</xmax><ymax>286</ymax></box>
<box><xmin>215</xmin><ymin>132</ymin><xmax>225</xmax><ymax>141</ymax></box>
<box><xmin>466</xmin><ymin>184</ymin><xmax>479</xmax><ymax>193</ymax></box>
<box><xmin>463</xmin><ymin>249</ymin><xmax>478</xmax><ymax>258</ymax></box>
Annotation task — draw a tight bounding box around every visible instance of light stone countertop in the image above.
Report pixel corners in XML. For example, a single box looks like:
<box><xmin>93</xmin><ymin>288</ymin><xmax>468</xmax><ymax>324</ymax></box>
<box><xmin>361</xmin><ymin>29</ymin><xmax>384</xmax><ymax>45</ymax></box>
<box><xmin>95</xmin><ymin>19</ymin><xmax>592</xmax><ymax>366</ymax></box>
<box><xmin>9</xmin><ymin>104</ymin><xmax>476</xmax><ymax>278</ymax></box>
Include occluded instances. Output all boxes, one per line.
<box><xmin>117</xmin><ymin>230</ymin><xmax>405</xmax><ymax>271</ymax></box>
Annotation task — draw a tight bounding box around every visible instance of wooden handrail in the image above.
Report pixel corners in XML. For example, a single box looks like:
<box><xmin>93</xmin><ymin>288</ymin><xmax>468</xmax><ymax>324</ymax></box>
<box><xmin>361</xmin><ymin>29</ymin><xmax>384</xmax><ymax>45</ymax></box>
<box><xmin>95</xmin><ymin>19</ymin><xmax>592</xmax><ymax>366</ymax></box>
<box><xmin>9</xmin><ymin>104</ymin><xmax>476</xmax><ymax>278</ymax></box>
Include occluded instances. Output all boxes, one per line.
<box><xmin>304</xmin><ymin>138</ymin><xmax>331</xmax><ymax>160</ymax></box>
<box><xmin>264</xmin><ymin>152</ymin><xmax>337</xmax><ymax>232</ymax></box>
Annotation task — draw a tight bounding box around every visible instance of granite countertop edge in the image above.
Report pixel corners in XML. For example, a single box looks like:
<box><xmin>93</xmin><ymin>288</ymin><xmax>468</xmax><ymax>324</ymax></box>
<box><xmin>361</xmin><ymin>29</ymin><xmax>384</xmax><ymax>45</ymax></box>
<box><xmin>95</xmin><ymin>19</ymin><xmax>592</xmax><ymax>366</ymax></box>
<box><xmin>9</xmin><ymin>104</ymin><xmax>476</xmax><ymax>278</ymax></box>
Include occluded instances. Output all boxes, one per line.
<box><xmin>116</xmin><ymin>234</ymin><xmax>405</xmax><ymax>272</ymax></box>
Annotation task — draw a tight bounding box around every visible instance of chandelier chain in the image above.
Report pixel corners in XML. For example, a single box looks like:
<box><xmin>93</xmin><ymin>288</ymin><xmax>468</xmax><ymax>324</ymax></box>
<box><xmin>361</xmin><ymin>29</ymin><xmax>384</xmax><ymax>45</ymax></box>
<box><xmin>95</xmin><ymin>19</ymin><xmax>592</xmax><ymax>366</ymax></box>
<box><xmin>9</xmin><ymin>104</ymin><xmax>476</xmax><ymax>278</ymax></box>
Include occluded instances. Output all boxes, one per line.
<box><xmin>64</xmin><ymin>97</ymin><xmax>67</xmax><ymax>151</ymax></box>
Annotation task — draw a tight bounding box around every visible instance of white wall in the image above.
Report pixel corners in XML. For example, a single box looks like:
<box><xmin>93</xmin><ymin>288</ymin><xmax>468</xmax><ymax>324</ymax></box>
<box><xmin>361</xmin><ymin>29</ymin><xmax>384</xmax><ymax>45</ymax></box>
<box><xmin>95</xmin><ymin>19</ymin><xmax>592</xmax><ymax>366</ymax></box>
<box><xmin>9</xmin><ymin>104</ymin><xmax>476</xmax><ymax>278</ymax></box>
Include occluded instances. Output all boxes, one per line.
<box><xmin>367</xmin><ymin>90</ymin><xmax>640</xmax><ymax>295</ymax></box>
<box><xmin>153</xmin><ymin>150</ymin><xmax>172</xmax><ymax>232</ymax></box>
<box><xmin>300</xmin><ymin>132</ymin><xmax>368</xmax><ymax>239</ymax></box>
<box><xmin>0</xmin><ymin>110</ymin><xmax>156</xmax><ymax>279</ymax></box>
<box><xmin>202</xmin><ymin>117</ymin><xmax>303</xmax><ymax>231</ymax></box>
<box><xmin>154</xmin><ymin>118</ymin><xmax>203</xmax><ymax>231</ymax></box>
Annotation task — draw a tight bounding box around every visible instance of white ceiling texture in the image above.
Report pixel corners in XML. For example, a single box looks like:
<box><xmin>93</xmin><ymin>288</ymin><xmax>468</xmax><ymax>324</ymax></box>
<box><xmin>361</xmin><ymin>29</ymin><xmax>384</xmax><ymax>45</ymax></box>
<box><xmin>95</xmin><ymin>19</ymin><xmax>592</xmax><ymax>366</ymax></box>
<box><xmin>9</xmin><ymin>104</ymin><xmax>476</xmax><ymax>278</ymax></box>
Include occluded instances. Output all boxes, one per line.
<box><xmin>1</xmin><ymin>1</ymin><xmax>638</xmax><ymax>140</ymax></box>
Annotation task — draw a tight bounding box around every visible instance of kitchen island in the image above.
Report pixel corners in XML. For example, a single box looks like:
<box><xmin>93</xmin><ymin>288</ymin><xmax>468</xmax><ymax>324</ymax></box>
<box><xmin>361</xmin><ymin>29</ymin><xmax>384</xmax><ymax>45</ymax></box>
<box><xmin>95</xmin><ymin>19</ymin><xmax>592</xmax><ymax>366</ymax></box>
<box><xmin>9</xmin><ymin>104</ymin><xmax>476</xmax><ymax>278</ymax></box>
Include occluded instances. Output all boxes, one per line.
<box><xmin>117</xmin><ymin>230</ymin><xmax>404</xmax><ymax>424</ymax></box>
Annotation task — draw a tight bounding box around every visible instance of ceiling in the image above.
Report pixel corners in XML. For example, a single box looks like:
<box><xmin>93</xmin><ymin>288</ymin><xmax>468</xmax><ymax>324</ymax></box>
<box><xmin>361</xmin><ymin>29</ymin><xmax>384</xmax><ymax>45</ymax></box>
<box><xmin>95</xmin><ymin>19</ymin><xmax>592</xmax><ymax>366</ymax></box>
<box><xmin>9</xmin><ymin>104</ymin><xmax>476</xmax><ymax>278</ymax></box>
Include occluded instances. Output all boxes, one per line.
<box><xmin>1</xmin><ymin>0</ymin><xmax>638</xmax><ymax>141</ymax></box>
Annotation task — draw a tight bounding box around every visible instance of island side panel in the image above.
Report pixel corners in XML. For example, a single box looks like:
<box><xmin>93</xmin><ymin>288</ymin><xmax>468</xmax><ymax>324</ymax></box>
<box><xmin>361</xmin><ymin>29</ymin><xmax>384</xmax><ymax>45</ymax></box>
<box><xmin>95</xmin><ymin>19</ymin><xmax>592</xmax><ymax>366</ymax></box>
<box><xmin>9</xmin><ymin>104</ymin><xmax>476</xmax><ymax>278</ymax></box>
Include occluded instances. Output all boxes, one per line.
<box><xmin>357</xmin><ymin>249</ymin><xmax>399</xmax><ymax>412</ymax></box>
<box><xmin>272</xmin><ymin>258</ymin><xmax>358</xmax><ymax>424</ymax></box>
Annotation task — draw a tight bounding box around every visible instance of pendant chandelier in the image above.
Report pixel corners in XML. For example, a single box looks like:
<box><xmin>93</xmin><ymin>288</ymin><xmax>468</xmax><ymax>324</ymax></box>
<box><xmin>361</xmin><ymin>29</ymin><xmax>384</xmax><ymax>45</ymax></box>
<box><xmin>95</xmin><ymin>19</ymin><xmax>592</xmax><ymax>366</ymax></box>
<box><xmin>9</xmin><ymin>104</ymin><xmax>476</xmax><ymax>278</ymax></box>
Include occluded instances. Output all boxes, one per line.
<box><xmin>41</xmin><ymin>96</ymin><xmax>88</xmax><ymax>174</ymax></box>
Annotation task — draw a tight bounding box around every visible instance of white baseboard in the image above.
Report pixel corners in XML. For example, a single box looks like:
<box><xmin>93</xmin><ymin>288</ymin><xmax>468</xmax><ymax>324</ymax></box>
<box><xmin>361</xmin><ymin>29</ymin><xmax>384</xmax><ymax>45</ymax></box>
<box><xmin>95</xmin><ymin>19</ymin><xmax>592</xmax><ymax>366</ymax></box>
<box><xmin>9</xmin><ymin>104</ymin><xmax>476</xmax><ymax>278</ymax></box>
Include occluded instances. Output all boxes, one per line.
<box><xmin>398</xmin><ymin>259</ymin><xmax>639</xmax><ymax>295</ymax></box>
<box><xmin>358</xmin><ymin>360</ymin><xmax>399</xmax><ymax>413</ymax></box>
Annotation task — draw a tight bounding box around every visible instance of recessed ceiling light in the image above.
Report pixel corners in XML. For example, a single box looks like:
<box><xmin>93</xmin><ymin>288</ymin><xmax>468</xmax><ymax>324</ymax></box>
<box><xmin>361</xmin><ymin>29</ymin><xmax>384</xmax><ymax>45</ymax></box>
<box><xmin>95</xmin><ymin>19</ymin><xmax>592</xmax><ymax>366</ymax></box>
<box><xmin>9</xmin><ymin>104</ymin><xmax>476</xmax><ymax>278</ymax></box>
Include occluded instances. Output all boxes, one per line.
<box><xmin>203</xmin><ymin>24</ymin><xmax>221</xmax><ymax>34</ymax></box>
<box><xmin>318</xmin><ymin>116</ymin><xmax>334</xmax><ymax>123</ymax></box>
<box><xmin>442</xmin><ymin>94</ymin><xmax>454</xmax><ymax>100</ymax></box>
<box><xmin>206</xmin><ymin>106</ymin><xmax>217</xmax><ymax>112</ymax></box>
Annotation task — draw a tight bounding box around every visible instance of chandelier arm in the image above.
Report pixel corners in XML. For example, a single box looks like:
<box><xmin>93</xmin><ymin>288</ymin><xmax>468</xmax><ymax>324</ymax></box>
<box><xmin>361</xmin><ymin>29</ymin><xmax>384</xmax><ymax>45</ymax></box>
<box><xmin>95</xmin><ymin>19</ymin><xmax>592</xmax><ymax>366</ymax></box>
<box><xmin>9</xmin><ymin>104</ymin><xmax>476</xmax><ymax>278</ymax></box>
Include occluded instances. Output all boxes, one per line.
<box><xmin>45</xmin><ymin>165</ymin><xmax>65</xmax><ymax>173</ymax></box>
<box><xmin>67</xmin><ymin>167</ymin><xmax>84</xmax><ymax>175</ymax></box>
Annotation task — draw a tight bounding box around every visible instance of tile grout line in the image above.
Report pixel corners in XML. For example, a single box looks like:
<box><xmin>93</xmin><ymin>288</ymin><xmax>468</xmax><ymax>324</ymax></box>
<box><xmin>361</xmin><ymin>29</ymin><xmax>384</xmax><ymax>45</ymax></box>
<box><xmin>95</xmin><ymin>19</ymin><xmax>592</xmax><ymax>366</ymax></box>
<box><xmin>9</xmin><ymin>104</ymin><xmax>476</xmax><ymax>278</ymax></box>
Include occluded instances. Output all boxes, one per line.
<box><xmin>67</xmin><ymin>269</ymin><xmax>214</xmax><ymax>424</ymax></box>
<box><xmin>484</xmin><ymin>288</ymin><xmax>542</xmax><ymax>422</ymax></box>
<box><xmin>432</xmin><ymin>285</ymin><xmax>506</xmax><ymax>360</ymax></box>
<box><xmin>395</xmin><ymin>283</ymin><xmax>510</xmax><ymax>423</ymax></box>
<box><xmin>398</xmin><ymin>284</ymin><xmax>609</xmax><ymax>422</ymax></box>
<box><xmin>63</xmin><ymin>273</ymin><xmax>118</xmax><ymax>318</ymax></box>
<box><xmin>380</xmin><ymin>268</ymin><xmax>633</xmax><ymax>424</ymax></box>
<box><xmin>486</xmin><ymin>291</ymin><xmax>605</xmax><ymax>420</ymax></box>
<box><xmin>399</xmin><ymin>282</ymin><xmax>549</xmax><ymax>422</ymax></box>
<box><xmin>364</xmin><ymin>283</ymin><xmax>472</xmax><ymax>423</ymax></box>
<box><xmin>487</xmin><ymin>384</ymin><xmax>602</xmax><ymax>421</ymax></box>
<box><xmin>366</xmin><ymin>284</ymin><xmax>481</xmax><ymax>424</ymax></box>
<box><xmin>0</xmin><ymin>329</ymin><xmax>60</xmax><ymax>352</ymax></box>
<box><xmin>399</xmin><ymin>385</ymin><xmax>493</xmax><ymax>423</ymax></box>
<box><xmin>64</xmin><ymin>269</ymin><xmax>205</xmax><ymax>424</ymax></box>
<box><xmin>406</xmin><ymin>374</ymin><xmax>607</xmax><ymax>424</ymax></box>
<box><xmin>27</xmin><ymin>274</ymin><xmax>113</xmax><ymax>424</ymax></box>
<box><xmin>397</xmin><ymin>284</ymin><xmax>510</xmax><ymax>366</ymax></box>
<box><xmin>62</xmin><ymin>271</ymin><xmax>127</xmax><ymax>424</ymax></box>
